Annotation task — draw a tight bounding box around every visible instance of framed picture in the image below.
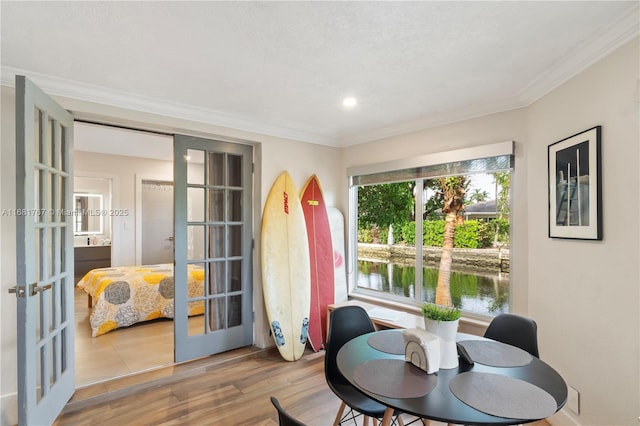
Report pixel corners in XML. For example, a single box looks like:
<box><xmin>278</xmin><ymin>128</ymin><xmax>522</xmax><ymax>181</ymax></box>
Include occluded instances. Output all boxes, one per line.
<box><xmin>548</xmin><ymin>126</ymin><xmax>602</xmax><ymax>240</ymax></box>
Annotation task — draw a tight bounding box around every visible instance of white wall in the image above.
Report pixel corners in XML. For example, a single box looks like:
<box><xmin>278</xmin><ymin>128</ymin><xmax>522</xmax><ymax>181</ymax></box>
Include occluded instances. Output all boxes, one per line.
<box><xmin>341</xmin><ymin>38</ymin><xmax>639</xmax><ymax>425</ymax></box>
<box><xmin>0</xmin><ymin>85</ymin><xmax>342</xmax><ymax>425</ymax></box>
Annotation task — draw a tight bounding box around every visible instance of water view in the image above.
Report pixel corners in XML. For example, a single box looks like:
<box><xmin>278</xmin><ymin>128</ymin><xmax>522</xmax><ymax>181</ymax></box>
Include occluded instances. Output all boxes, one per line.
<box><xmin>356</xmin><ymin>260</ymin><xmax>509</xmax><ymax>316</ymax></box>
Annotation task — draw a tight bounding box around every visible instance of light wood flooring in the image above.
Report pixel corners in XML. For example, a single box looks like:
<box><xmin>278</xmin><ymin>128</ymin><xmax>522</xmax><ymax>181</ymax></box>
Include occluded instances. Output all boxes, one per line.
<box><xmin>71</xmin><ymin>290</ymin><xmax>550</xmax><ymax>425</ymax></box>
<box><xmin>75</xmin><ymin>287</ymin><xmax>175</xmax><ymax>386</ymax></box>
<box><xmin>58</xmin><ymin>344</ymin><xmax>552</xmax><ymax>426</ymax></box>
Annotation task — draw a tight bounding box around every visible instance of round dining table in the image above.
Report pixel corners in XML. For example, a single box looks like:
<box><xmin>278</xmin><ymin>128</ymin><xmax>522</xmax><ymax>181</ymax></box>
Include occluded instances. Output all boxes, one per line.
<box><xmin>336</xmin><ymin>329</ymin><xmax>567</xmax><ymax>426</ymax></box>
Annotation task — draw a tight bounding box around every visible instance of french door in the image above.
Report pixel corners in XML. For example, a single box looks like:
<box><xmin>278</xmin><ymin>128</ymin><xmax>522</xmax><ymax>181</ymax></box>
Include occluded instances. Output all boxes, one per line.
<box><xmin>12</xmin><ymin>76</ymin><xmax>255</xmax><ymax>423</ymax></box>
<box><xmin>173</xmin><ymin>135</ymin><xmax>254</xmax><ymax>362</ymax></box>
<box><xmin>13</xmin><ymin>75</ymin><xmax>75</xmax><ymax>425</ymax></box>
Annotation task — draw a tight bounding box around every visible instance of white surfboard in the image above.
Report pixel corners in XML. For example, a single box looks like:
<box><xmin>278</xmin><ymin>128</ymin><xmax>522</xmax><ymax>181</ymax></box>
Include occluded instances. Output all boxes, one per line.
<box><xmin>261</xmin><ymin>171</ymin><xmax>311</xmax><ymax>361</ymax></box>
<box><xmin>327</xmin><ymin>207</ymin><xmax>348</xmax><ymax>303</ymax></box>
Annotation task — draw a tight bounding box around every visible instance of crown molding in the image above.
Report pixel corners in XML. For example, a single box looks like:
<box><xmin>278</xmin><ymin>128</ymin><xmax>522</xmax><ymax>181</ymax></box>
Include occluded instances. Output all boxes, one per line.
<box><xmin>0</xmin><ymin>67</ymin><xmax>337</xmax><ymax>147</ymax></box>
<box><xmin>517</xmin><ymin>3</ymin><xmax>639</xmax><ymax>105</ymax></box>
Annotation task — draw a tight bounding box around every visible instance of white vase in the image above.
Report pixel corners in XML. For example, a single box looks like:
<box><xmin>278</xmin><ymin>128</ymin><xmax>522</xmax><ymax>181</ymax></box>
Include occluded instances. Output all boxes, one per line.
<box><xmin>424</xmin><ymin>318</ymin><xmax>459</xmax><ymax>369</ymax></box>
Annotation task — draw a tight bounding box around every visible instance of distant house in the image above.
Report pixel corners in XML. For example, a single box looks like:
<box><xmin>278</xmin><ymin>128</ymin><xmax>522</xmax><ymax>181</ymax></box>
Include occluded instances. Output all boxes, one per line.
<box><xmin>432</xmin><ymin>199</ymin><xmax>498</xmax><ymax>223</ymax></box>
<box><xmin>463</xmin><ymin>199</ymin><xmax>498</xmax><ymax>221</ymax></box>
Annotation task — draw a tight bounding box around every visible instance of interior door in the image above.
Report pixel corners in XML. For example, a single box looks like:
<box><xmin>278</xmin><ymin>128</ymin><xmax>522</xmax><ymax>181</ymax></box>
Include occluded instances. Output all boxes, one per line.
<box><xmin>173</xmin><ymin>135</ymin><xmax>253</xmax><ymax>362</ymax></box>
<box><xmin>13</xmin><ymin>75</ymin><xmax>75</xmax><ymax>425</ymax></box>
<box><xmin>141</xmin><ymin>179</ymin><xmax>174</xmax><ymax>264</ymax></box>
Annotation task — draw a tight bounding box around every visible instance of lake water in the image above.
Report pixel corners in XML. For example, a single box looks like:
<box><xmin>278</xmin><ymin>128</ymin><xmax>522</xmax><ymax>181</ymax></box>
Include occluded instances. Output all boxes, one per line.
<box><xmin>356</xmin><ymin>260</ymin><xmax>509</xmax><ymax>316</ymax></box>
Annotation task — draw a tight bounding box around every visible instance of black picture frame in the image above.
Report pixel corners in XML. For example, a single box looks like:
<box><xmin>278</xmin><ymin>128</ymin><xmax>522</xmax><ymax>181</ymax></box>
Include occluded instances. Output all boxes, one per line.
<box><xmin>548</xmin><ymin>126</ymin><xmax>602</xmax><ymax>240</ymax></box>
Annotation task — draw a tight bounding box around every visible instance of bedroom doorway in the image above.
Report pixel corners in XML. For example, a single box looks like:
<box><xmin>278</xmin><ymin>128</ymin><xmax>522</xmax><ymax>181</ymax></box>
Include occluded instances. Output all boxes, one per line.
<box><xmin>73</xmin><ymin>124</ymin><xmax>255</xmax><ymax>384</ymax></box>
<box><xmin>74</xmin><ymin>123</ymin><xmax>177</xmax><ymax>387</ymax></box>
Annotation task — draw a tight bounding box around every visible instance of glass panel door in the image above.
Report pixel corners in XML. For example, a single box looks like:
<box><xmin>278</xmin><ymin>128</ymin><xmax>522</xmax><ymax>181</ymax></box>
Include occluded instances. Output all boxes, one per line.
<box><xmin>14</xmin><ymin>75</ymin><xmax>75</xmax><ymax>425</ymax></box>
<box><xmin>173</xmin><ymin>135</ymin><xmax>253</xmax><ymax>362</ymax></box>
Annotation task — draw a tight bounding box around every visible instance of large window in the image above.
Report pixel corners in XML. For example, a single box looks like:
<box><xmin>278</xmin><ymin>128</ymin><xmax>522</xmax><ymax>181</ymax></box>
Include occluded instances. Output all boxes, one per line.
<box><xmin>348</xmin><ymin>142</ymin><xmax>514</xmax><ymax>318</ymax></box>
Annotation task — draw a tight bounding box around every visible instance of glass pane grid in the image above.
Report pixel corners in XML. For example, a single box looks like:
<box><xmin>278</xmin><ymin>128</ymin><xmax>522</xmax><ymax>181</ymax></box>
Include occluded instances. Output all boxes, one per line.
<box><xmin>34</xmin><ymin>107</ymin><xmax>41</xmax><ymax>164</ymax></box>
<box><xmin>50</xmin><ymin>334</ymin><xmax>58</xmax><ymax>387</ymax></box>
<box><xmin>207</xmin><ymin>297</ymin><xmax>226</xmax><ymax>332</ymax></box>
<box><xmin>49</xmin><ymin>281</ymin><xmax>56</xmax><ymax>334</ymax></box>
<box><xmin>227</xmin><ymin>154</ymin><xmax>242</xmax><ymax>187</ymax></box>
<box><xmin>228</xmin><ymin>295</ymin><xmax>242</xmax><ymax>327</ymax></box>
<box><xmin>207</xmin><ymin>152</ymin><xmax>225</xmax><ymax>186</ymax></box>
<box><xmin>46</xmin><ymin>117</ymin><xmax>54</xmax><ymax>168</ymax></box>
<box><xmin>61</xmin><ymin>328</ymin><xmax>68</xmax><ymax>373</ymax></box>
<box><xmin>62</xmin><ymin>131</ymin><xmax>71</xmax><ymax>175</ymax></box>
<box><xmin>180</xmin><ymin>142</ymin><xmax>250</xmax><ymax>345</ymax></box>
<box><xmin>60</xmin><ymin>276</ymin><xmax>68</xmax><ymax>323</ymax></box>
<box><xmin>36</xmin><ymin>346</ymin><xmax>43</xmax><ymax>401</ymax></box>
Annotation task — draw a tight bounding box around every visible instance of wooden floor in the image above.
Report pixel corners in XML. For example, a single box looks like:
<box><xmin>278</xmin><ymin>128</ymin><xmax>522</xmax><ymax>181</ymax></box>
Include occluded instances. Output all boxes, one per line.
<box><xmin>71</xmin><ymin>289</ymin><xmax>550</xmax><ymax>425</ymax></box>
<box><xmin>55</xmin><ymin>345</ymin><xmax>552</xmax><ymax>426</ymax></box>
<box><xmin>75</xmin><ymin>287</ymin><xmax>175</xmax><ymax>386</ymax></box>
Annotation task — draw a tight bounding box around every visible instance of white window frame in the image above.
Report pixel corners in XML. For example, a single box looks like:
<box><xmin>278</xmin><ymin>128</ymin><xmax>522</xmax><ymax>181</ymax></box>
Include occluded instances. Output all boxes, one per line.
<box><xmin>347</xmin><ymin>141</ymin><xmax>515</xmax><ymax>313</ymax></box>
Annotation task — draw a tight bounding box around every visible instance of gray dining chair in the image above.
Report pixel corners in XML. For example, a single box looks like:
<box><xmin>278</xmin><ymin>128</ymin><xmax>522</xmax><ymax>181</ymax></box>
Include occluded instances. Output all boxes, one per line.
<box><xmin>270</xmin><ymin>396</ymin><xmax>307</xmax><ymax>426</ymax></box>
<box><xmin>484</xmin><ymin>313</ymin><xmax>539</xmax><ymax>357</ymax></box>
<box><xmin>325</xmin><ymin>305</ymin><xmax>405</xmax><ymax>426</ymax></box>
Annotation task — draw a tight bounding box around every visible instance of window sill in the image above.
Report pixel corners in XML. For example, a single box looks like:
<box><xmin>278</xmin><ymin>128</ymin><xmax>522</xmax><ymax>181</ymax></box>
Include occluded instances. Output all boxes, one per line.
<box><xmin>343</xmin><ymin>293</ymin><xmax>490</xmax><ymax>336</ymax></box>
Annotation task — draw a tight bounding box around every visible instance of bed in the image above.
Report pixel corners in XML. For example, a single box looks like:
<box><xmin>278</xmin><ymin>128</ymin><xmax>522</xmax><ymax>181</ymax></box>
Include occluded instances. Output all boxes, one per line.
<box><xmin>76</xmin><ymin>263</ymin><xmax>204</xmax><ymax>337</ymax></box>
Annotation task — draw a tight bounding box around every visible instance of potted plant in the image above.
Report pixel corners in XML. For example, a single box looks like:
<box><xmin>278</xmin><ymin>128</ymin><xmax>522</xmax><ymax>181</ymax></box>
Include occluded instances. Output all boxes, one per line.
<box><xmin>421</xmin><ymin>303</ymin><xmax>461</xmax><ymax>369</ymax></box>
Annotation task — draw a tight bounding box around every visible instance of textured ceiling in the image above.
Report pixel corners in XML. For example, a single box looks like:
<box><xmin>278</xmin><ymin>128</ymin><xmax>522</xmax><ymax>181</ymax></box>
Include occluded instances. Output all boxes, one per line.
<box><xmin>1</xmin><ymin>1</ymin><xmax>638</xmax><ymax>147</ymax></box>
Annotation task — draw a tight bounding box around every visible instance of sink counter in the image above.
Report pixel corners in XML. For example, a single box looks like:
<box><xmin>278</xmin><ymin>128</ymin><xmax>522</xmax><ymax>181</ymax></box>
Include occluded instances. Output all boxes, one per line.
<box><xmin>74</xmin><ymin>245</ymin><xmax>111</xmax><ymax>281</ymax></box>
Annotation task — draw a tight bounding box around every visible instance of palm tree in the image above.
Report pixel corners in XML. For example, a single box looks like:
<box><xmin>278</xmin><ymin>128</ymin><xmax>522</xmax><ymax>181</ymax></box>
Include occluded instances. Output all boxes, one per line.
<box><xmin>435</xmin><ymin>176</ymin><xmax>468</xmax><ymax>306</ymax></box>
<box><xmin>467</xmin><ymin>188</ymin><xmax>489</xmax><ymax>204</ymax></box>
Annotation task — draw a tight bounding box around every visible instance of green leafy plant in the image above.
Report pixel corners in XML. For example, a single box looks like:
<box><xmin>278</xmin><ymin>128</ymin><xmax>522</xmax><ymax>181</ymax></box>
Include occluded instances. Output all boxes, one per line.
<box><xmin>421</xmin><ymin>303</ymin><xmax>461</xmax><ymax>322</ymax></box>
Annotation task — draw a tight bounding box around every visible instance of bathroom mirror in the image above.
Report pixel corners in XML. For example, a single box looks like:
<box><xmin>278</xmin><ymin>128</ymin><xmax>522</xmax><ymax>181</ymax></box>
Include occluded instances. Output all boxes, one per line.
<box><xmin>74</xmin><ymin>193</ymin><xmax>103</xmax><ymax>235</ymax></box>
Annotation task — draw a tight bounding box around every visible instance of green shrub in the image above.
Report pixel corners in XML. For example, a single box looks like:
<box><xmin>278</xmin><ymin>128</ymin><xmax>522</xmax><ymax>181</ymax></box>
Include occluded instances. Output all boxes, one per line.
<box><xmin>378</xmin><ymin>227</ymin><xmax>389</xmax><ymax>244</ymax></box>
<box><xmin>392</xmin><ymin>223</ymin><xmax>405</xmax><ymax>244</ymax></box>
<box><xmin>358</xmin><ymin>228</ymin><xmax>373</xmax><ymax>243</ymax></box>
<box><xmin>453</xmin><ymin>221</ymin><xmax>480</xmax><ymax>248</ymax></box>
<box><xmin>376</xmin><ymin>218</ymin><xmax>507</xmax><ymax>248</ymax></box>
<box><xmin>476</xmin><ymin>221</ymin><xmax>495</xmax><ymax>248</ymax></box>
<box><xmin>424</xmin><ymin>220</ymin><xmax>444</xmax><ymax>247</ymax></box>
<box><xmin>400</xmin><ymin>222</ymin><xmax>417</xmax><ymax>245</ymax></box>
<box><xmin>493</xmin><ymin>217</ymin><xmax>510</xmax><ymax>245</ymax></box>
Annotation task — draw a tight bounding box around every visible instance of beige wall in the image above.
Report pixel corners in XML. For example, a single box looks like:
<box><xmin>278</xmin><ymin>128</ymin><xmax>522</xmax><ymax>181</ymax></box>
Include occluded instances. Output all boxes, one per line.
<box><xmin>1</xmin><ymin>35</ymin><xmax>638</xmax><ymax>425</ymax></box>
<box><xmin>526</xmin><ymin>38</ymin><xmax>639</xmax><ymax>424</ymax></box>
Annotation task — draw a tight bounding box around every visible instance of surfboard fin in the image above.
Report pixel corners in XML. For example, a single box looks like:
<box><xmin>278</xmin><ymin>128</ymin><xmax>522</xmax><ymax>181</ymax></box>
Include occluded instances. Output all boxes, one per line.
<box><xmin>271</xmin><ymin>321</ymin><xmax>285</xmax><ymax>346</ymax></box>
<box><xmin>300</xmin><ymin>317</ymin><xmax>309</xmax><ymax>344</ymax></box>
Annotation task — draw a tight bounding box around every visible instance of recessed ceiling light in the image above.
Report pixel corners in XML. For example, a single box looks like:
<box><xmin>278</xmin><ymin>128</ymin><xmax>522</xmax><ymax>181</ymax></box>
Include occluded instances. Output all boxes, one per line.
<box><xmin>342</xmin><ymin>97</ymin><xmax>357</xmax><ymax>108</ymax></box>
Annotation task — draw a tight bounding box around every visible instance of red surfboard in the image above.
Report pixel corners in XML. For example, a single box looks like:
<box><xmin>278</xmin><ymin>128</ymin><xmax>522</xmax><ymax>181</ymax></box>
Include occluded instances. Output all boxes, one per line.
<box><xmin>300</xmin><ymin>175</ymin><xmax>335</xmax><ymax>351</ymax></box>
